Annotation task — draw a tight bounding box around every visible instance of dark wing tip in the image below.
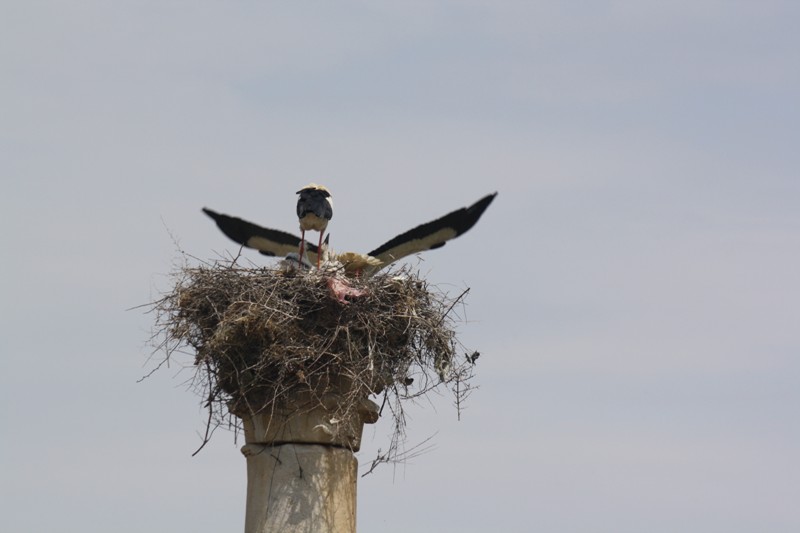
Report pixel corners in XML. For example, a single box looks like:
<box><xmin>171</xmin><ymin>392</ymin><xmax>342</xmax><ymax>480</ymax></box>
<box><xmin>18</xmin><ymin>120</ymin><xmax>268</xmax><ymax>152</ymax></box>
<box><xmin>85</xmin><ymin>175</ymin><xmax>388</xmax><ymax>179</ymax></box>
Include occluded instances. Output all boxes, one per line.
<box><xmin>202</xmin><ymin>207</ymin><xmax>317</xmax><ymax>258</ymax></box>
<box><xmin>202</xmin><ymin>207</ymin><xmax>250</xmax><ymax>246</ymax></box>
<box><xmin>202</xmin><ymin>206</ymin><xmax>218</xmax><ymax>218</ymax></box>
<box><xmin>367</xmin><ymin>191</ymin><xmax>498</xmax><ymax>260</ymax></box>
<box><xmin>453</xmin><ymin>192</ymin><xmax>497</xmax><ymax>236</ymax></box>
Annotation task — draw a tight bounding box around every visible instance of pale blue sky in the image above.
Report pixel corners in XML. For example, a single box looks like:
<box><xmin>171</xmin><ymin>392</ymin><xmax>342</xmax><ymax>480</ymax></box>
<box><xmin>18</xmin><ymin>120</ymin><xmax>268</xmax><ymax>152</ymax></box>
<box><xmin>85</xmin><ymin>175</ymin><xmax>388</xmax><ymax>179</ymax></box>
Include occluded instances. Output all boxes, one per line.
<box><xmin>2</xmin><ymin>2</ymin><xmax>799</xmax><ymax>532</ymax></box>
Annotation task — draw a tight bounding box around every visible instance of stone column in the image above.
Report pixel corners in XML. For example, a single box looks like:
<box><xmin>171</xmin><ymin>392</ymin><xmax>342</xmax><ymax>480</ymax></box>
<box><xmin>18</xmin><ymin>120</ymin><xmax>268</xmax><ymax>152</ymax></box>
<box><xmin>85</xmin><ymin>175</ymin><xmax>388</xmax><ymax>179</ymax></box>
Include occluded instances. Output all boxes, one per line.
<box><xmin>238</xmin><ymin>392</ymin><xmax>379</xmax><ymax>533</ymax></box>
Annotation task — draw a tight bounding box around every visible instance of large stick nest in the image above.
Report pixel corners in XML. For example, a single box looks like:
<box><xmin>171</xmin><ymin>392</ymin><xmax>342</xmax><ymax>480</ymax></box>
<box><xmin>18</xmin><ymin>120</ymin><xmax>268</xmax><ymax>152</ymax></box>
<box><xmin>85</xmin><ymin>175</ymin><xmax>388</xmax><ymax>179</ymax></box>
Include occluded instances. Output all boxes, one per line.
<box><xmin>149</xmin><ymin>258</ymin><xmax>477</xmax><ymax>460</ymax></box>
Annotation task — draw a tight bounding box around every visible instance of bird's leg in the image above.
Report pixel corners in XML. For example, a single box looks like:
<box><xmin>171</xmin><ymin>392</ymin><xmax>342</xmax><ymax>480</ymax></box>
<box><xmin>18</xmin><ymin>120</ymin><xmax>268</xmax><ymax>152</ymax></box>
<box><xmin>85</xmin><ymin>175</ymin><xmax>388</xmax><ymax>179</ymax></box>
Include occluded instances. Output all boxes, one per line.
<box><xmin>316</xmin><ymin>231</ymin><xmax>325</xmax><ymax>268</ymax></box>
<box><xmin>299</xmin><ymin>229</ymin><xmax>306</xmax><ymax>267</ymax></box>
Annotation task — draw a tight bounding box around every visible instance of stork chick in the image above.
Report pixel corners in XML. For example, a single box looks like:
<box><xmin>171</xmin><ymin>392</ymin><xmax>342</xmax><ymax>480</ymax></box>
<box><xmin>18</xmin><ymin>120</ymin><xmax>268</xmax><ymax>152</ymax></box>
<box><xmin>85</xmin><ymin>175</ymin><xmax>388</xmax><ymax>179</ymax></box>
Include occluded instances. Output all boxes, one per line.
<box><xmin>335</xmin><ymin>252</ymin><xmax>383</xmax><ymax>277</ymax></box>
<box><xmin>296</xmin><ymin>184</ymin><xmax>333</xmax><ymax>268</ymax></box>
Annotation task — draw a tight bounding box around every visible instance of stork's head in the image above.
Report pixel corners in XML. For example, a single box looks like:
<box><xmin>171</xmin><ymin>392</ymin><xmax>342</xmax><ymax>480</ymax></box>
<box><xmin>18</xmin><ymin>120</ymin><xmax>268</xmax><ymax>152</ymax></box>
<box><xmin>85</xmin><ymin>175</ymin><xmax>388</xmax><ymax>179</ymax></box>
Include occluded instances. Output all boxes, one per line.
<box><xmin>296</xmin><ymin>183</ymin><xmax>331</xmax><ymax>197</ymax></box>
<box><xmin>296</xmin><ymin>183</ymin><xmax>333</xmax><ymax>224</ymax></box>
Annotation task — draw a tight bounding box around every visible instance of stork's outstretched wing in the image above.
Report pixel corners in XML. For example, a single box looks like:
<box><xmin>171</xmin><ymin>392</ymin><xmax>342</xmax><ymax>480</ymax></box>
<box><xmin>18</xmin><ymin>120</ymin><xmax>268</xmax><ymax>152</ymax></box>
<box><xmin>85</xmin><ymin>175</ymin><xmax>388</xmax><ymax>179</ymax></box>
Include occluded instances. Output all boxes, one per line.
<box><xmin>202</xmin><ymin>208</ymin><xmax>322</xmax><ymax>262</ymax></box>
<box><xmin>368</xmin><ymin>192</ymin><xmax>497</xmax><ymax>266</ymax></box>
<box><xmin>203</xmin><ymin>192</ymin><xmax>496</xmax><ymax>272</ymax></box>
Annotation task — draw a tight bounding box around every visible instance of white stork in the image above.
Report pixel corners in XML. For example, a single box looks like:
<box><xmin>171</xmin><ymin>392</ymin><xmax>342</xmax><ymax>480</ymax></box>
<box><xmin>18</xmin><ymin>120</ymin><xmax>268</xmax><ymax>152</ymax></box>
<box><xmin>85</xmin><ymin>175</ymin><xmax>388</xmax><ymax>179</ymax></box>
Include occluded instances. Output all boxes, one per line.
<box><xmin>203</xmin><ymin>192</ymin><xmax>497</xmax><ymax>275</ymax></box>
<box><xmin>334</xmin><ymin>252</ymin><xmax>383</xmax><ymax>277</ymax></box>
<box><xmin>296</xmin><ymin>184</ymin><xmax>333</xmax><ymax>268</ymax></box>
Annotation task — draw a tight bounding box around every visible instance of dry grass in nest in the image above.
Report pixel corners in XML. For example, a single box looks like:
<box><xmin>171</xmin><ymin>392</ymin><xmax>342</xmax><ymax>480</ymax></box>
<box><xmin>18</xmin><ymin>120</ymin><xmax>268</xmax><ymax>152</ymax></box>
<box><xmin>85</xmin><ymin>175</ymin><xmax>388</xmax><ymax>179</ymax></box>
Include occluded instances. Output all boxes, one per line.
<box><xmin>147</xmin><ymin>256</ymin><xmax>478</xmax><ymax>463</ymax></box>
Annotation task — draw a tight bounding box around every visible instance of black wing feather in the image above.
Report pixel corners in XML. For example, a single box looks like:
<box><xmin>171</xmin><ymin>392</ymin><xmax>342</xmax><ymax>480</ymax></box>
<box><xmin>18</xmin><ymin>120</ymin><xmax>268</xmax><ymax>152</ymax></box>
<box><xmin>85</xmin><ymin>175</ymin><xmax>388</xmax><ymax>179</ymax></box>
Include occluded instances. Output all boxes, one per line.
<box><xmin>203</xmin><ymin>192</ymin><xmax>495</xmax><ymax>269</ymax></box>
<box><xmin>368</xmin><ymin>192</ymin><xmax>497</xmax><ymax>264</ymax></box>
<box><xmin>202</xmin><ymin>208</ymin><xmax>319</xmax><ymax>257</ymax></box>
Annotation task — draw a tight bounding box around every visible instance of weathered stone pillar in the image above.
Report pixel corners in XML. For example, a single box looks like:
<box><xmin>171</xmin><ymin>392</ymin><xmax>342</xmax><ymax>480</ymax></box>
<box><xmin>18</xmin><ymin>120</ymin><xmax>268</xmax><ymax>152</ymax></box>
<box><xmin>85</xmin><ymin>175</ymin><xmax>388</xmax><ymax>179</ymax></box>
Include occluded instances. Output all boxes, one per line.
<box><xmin>238</xmin><ymin>391</ymin><xmax>379</xmax><ymax>533</ymax></box>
